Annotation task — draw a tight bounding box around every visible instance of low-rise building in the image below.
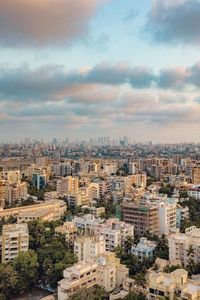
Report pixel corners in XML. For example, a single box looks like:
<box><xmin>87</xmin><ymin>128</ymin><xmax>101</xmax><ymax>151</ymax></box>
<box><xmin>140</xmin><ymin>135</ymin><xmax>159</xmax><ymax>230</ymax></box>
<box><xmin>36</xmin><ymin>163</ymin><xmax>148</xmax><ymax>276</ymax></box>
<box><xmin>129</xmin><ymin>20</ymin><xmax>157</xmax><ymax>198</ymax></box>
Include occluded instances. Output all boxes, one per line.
<box><xmin>58</xmin><ymin>260</ymin><xmax>99</xmax><ymax>300</ymax></box>
<box><xmin>147</xmin><ymin>269</ymin><xmax>200</xmax><ymax>300</ymax></box>
<box><xmin>131</xmin><ymin>237</ymin><xmax>156</xmax><ymax>261</ymax></box>
<box><xmin>17</xmin><ymin>208</ymin><xmax>54</xmax><ymax>223</ymax></box>
<box><xmin>58</xmin><ymin>252</ymin><xmax>129</xmax><ymax>300</ymax></box>
<box><xmin>0</xmin><ymin>200</ymin><xmax>66</xmax><ymax>221</ymax></box>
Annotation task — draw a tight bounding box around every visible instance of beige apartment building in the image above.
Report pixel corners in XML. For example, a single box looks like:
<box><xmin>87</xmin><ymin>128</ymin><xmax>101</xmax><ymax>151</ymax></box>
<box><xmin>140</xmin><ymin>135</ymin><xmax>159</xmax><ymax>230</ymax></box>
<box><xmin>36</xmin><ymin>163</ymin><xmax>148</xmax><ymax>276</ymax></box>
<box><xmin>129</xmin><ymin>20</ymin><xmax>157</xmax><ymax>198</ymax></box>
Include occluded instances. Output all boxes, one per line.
<box><xmin>192</xmin><ymin>166</ymin><xmax>200</xmax><ymax>185</ymax></box>
<box><xmin>57</xmin><ymin>176</ymin><xmax>79</xmax><ymax>197</ymax></box>
<box><xmin>58</xmin><ymin>252</ymin><xmax>129</xmax><ymax>300</ymax></box>
<box><xmin>169</xmin><ymin>226</ymin><xmax>200</xmax><ymax>266</ymax></box>
<box><xmin>132</xmin><ymin>173</ymin><xmax>147</xmax><ymax>188</ymax></box>
<box><xmin>1</xmin><ymin>223</ymin><xmax>29</xmax><ymax>263</ymax></box>
<box><xmin>147</xmin><ymin>269</ymin><xmax>200</xmax><ymax>300</ymax></box>
<box><xmin>1</xmin><ymin>170</ymin><xmax>21</xmax><ymax>185</ymax></box>
<box><xmin>74</xmin><ymin>235</ymin><xmax>105</xmax><ymax>261</ymax></box>
<box><xmin>58</xmin><ymin>261</ymin><xmax>99</xmax><ymax>300</ymax></box>
<box><xmin>55</xmin><ymin>222</ymin><xmax>77</xmax><ymax>247</ymax></box>
<box><xmin>121</xmin><ymin>202</ymin><xmax>159</xmax><ymax>236</ymax></box>
<box><xmin>0</xmin><ymin>180</ymin><xmax>6</xmax><ymax>208</ymax></box>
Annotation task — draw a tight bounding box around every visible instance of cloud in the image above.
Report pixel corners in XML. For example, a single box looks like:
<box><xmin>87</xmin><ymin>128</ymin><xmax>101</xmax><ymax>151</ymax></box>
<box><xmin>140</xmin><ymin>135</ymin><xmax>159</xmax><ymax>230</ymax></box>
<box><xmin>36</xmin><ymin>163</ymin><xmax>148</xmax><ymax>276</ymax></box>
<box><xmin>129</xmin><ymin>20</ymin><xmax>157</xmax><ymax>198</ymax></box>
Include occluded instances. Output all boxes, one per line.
<box><xmin>0</xmin><ymin>0</ymin><xmax>105</xmax><ymax>47</ymax></box>
<box><xmin>145</xmin><ymin>0</ymin><xmax>200</xmax><ymax>45</ymax></box>
<box><xmin>2</xmin><ymin>61</ymin><xmax>200</xmax><ymax>104</ymax></box>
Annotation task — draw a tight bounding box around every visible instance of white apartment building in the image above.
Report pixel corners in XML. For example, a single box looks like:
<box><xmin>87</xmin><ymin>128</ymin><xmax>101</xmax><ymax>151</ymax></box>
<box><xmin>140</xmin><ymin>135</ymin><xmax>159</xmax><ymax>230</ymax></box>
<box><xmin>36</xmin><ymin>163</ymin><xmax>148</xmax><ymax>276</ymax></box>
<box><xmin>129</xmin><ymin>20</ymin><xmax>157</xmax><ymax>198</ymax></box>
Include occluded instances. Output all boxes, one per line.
<box><xmin>72</xmin><ymin>215</ymin><xmax>134</xmax><ymax>251</ymax></box>
<box><xmin>74</xmin><ymin>235</ymin><xmax>105</xmax><ymax>261</ymax></box>
<box><xmin>169</xmin><ymin>226</ymin><xmax>200</xmax><ymax>266</ymax></box>
<box><xmin>98</xmin><ymin>227</ymin><xmax>121</xmax><ymax>252</ymax></box>
<box><xmin>158</xmin><ymin>201</ymin><xmax>177</xmax><ymax>234</ymax></box>
<box><xmin>131</xmin><ymin>237</ymin><xmax>156</xmax><ymax>261</ymax></box>
<box><xmin>1</xmin><ymin>223</ymin><xmax>29</xmax><ymax>263</ymax></box>
<box><xmin>188</xmin><ymin>185</ymin><xmax>200</xmax><ymax>199</ymax></box>
<box><xmin>100</xmin><ymin>218</ymin><xmax>134</xmax><ymax>248</ymax></box>
<box><xmin>72</xmin><ymin>214</ymin><xmax>101</xmax><ymax>235</ymax></box>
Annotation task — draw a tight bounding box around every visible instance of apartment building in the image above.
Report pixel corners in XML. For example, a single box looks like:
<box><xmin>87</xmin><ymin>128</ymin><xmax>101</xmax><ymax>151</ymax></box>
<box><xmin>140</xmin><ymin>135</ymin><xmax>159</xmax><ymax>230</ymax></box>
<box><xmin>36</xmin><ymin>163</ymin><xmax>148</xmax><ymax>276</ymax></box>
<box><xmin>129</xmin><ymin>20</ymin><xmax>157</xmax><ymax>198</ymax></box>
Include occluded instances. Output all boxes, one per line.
<box><xmin>58</xmin><ymin>252</ymin><xmax>129</xmax><ymax>299</ymax></box>
<box><xmin>87</xmin><ymin>182</ymin><xmax>100</xmax><ymax>200</ymax></box>
<box><xmin>55</xmin><ymin>222</ymin><xmax>77</xmax><ymax>247</ymax></box>
<box><xmin>7</xmin><ymin>181</ymin><xmax>28</xmax><ymax>205</ymax></box>
<box><xmin>72</xmin><ymin>214</ymin><xmax>101</xmax><ymax>235</ymax></box>
<box><xmin>57</xmin><ymin>176</ymin><xmax>79</xmax><ymax>197</ymax></box>
<box><xmin>1</xmin><ymin>170</ymin><xmax>21</xmax><ymax>185</ymax></box>
<box><xmin>192</xmin><ymin>166</ymin><xmax>200</xmax><ymax>185</ymax></box>
<box><xmin>0</xmin><ymin>180</ymin><xmax>6</xmax><ymax>208</ymax></box>
<box><xmin>188</xmin><ymin>185</ymin><xmax>200</xmax><ymax>199</ymax></box>
<box><xmin>131</xmin><ymin>237</ymin><xmax>156</xmax><ymax>261</ymax></box>
<box><xmin>1</xmin><ymin>223</ymin><xmax>29</xmax><ymax>263</ymax></box>
<box><xmin>97</xmin><ymin>218</ymin><xmax>134</xmax><ymax>248</ymax></box>
<box><xmin>58</xmin><ymin>261</ymin><xmax>99</xmax><ymax>300</ymax></box>
<box><xmin>132</xmin><ymin>173</ymin><xmax>147</xmax><ymax>188</ymax></box>
<box><xmin>147</xmin><ymin>269</ymin><xmax>200</xmax><ymax>300</ymax></box>
<box><xmin>74</xmin><ymin>235</ymin><xmax>105</xmax><ymax>261</ymax></box>
<box><xmin>97</xmin><ymin>252</ymin><xmax>129</xmax><ymax>292</ymax></box>
<box><xmin>169</xmin><ymin>226</ymin><xmax>200</xmax><ymax>266</ymax></box>
<box><xmin>158</xmin><ymin>201</ymin><xmax>177</xmax><ymax>234</ymax></box>
<box><xmin>89</xmin><ymin>206</ymin><xmax>105</xmax><ymax>218</ymax></box>
<box><xmin>121</xmin><ymin>202</ymin><xmax>159</xmax><ymax>236</ymax></box>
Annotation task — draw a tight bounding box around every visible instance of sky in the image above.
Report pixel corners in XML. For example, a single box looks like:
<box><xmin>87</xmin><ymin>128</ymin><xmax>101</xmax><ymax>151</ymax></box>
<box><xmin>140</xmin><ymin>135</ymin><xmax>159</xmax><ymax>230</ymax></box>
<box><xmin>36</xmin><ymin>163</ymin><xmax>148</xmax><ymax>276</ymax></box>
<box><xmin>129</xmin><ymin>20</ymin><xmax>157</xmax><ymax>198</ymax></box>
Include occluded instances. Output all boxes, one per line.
<box><xmin>1</xmin><ymin>0</ymin><xmax>200</xmax><ymax>143</ymax></box>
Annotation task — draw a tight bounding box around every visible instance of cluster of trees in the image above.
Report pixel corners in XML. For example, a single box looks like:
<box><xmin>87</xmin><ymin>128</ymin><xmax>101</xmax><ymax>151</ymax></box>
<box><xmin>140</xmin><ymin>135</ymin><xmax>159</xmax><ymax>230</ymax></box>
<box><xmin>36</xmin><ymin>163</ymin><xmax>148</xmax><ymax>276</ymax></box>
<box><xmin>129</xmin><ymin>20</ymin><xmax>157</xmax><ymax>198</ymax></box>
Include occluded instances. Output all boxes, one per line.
<box><xmin>68</xmin><ymin>286</ymin><xmax>145</xmax><ymax>300</ymax></box>
<box><xmin>115</xmin><ymin>233</ymin><xmax>169</xmax><ymax>287</ymax></box>
<box><xmin>159</xmin><ymin>184</ymin><xmax>174</xmax><ymax>197</ymax></box>
<box><xmin>0</xmin><ymin>250</ymin><xmax>39</xmax><ymax>299</ymax></box>
<box><xmin>0</xmin><ymin>220</ymin><xmax>77</xmax><ymax>299</ymax></box>
<box><xmin>180</xmin><ymin>197</ymin><xmax>200</xmax><ymax>230</ymax></box>
<box><xmin>28</xmin><ymin>184</ymin><xmax>55</xmax><ymax>200</ymax></box>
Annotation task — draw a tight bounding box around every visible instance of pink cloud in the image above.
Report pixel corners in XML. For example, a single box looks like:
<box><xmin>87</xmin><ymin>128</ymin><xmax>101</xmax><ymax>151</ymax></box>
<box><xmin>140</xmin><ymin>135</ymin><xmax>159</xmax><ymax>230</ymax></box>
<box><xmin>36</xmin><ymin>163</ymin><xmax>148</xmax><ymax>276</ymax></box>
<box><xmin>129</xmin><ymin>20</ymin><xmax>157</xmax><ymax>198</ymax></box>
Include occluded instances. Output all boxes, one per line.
<box><xmin>0</xmin><ymin>0</ymin><xmax>104</xmax><ymax>46</ymax></box>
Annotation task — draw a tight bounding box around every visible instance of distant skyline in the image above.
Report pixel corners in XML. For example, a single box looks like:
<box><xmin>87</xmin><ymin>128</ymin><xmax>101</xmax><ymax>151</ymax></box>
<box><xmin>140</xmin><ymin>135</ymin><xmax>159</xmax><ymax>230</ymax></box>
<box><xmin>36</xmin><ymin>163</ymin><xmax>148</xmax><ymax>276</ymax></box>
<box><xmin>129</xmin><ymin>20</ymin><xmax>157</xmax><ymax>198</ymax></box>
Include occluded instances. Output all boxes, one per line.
<box><xmin>1</xmin><ymin>0</ymin><xmax>200</xmax><ymax>142</ymax></box>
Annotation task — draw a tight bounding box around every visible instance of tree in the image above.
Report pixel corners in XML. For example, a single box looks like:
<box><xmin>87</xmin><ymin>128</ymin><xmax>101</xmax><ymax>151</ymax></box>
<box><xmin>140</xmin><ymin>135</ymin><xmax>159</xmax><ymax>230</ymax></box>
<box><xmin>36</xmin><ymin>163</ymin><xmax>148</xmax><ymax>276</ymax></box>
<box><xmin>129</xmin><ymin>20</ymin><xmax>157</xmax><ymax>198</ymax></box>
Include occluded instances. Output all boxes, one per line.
<box><xmin>12</xmin><ymin>250</ymin><xmax>39</xmax><ymax>292</ymax></box>
<box><xmin>124</xmin><ymin>235</ymin><xmax>135</xmax><ymax>253</ymax></box>
<box><xmin>37</xmin><ymin>240</ymin><xmax>77</xmax><ymax>287</ymax></box>
<box><xmin>154</xmin><ymin>234</ymin><xmax>169</xmax><ymax>260</ymax></box>
<box><xmin>124</xmin><ymin>292</ymin><xmax>146</xmax><ymax>300</ymax></box>
<box><xmin>69</xmin><ymin>285</ymin><xmax>108</xmax><ymax>300</ymax></box>
<box><xmin>0</xmin><ymin>264</ymin><xmax>18</xmax><ymax>299</ymax></box>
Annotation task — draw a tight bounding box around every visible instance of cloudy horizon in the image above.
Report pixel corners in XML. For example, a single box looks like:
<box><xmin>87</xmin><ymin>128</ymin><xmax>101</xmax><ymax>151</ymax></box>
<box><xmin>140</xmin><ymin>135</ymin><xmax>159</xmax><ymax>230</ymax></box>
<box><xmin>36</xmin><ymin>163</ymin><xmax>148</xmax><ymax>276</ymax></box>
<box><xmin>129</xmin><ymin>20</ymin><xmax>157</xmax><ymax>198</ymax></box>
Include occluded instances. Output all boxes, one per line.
<box><xmin>1</xmin><ymin>0</ymin><xmax>200</xmax><ymax>143</ymax></box>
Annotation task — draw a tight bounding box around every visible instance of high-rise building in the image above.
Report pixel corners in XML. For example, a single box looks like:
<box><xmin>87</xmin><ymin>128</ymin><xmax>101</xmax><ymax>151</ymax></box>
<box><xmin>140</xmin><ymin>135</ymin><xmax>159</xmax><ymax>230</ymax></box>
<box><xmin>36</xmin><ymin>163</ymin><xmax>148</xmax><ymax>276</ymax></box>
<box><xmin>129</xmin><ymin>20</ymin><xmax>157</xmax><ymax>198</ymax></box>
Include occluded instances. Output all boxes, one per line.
<box><xmin>192</xmin><ymin>166</ymin><xmax>200</xmax><ymax>184</ymax></box>
<box><xmin>121</xmin><ymin>202</ymin><xmax>159</xmax><ymax>236</ymax></box>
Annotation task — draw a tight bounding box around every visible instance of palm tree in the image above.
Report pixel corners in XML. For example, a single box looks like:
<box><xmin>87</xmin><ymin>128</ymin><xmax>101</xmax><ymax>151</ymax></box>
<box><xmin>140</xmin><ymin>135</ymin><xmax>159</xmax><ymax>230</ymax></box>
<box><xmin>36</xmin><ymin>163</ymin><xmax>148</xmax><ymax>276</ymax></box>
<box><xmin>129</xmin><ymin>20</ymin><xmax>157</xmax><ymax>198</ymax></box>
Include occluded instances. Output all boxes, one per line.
<box><xmin>125</xmin><ymin>235</ymin><xmax>135</xmax><ymax>253</ymax></box>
